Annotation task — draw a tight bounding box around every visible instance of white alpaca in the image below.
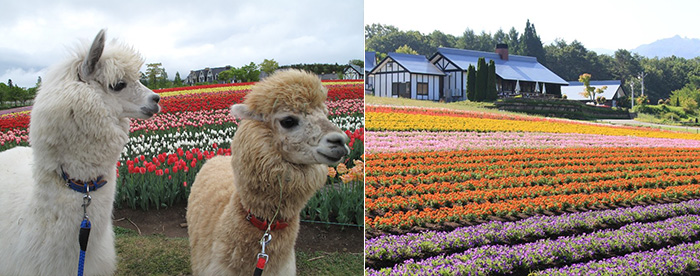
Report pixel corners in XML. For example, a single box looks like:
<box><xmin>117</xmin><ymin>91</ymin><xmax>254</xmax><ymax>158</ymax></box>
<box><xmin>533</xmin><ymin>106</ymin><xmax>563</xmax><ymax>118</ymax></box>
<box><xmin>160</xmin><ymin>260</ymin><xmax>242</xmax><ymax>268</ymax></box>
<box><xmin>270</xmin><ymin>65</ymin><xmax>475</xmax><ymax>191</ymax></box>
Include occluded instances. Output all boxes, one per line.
<box><xmin>0</xmin><ymin>29</ymin><xmax>160</xmax><ymax>276</ymax></box>
<box><xmin>187</xmin><ymin>69</ymin><xmax>350</xmax><ymax>275</ymax></box>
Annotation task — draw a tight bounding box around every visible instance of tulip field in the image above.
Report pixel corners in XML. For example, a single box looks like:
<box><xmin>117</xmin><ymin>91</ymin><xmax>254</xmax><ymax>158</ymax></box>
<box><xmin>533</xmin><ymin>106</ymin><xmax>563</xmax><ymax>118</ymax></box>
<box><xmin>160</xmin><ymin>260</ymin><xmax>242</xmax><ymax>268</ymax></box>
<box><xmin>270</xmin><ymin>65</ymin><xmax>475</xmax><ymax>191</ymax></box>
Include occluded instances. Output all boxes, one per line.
<box><xmin>364</xmin><ymin>103</ymin><xmax>700</xmax><ymax>275</ymax></box>
<box><xmin>0</xmin><ymin>80</ymin><xmax>365</xmax><ymax>225</ymax></box>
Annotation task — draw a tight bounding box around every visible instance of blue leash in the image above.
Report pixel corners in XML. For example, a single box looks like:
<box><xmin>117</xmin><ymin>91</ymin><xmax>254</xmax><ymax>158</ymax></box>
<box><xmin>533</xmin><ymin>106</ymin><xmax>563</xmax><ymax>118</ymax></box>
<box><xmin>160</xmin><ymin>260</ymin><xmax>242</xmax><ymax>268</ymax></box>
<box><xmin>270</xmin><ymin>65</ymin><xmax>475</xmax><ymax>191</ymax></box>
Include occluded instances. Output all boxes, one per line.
<box><xmin>78</xmin><ymin>217</ymin><xmax>91</xmax><ymax>276</ymax></box>
<box><xmin>61</xmin><ymin>168</ymin><xmax>103</xmax><ymax>276</ymax></box>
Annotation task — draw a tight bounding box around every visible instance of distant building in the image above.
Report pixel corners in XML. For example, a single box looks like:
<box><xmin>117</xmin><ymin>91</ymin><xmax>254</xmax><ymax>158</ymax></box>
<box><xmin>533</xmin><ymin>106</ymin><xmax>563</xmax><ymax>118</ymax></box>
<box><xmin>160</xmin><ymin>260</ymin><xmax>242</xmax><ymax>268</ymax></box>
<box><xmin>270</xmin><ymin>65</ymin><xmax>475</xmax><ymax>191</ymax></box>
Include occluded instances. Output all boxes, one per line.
<box><xmin>429</xmin><ymin>45</ymin><xmax>568</xmax><ymax>102</ymax></box>
<box><xmin>561</xmin><ymin>80</ymin><xmax>627</xmax><ymax>107</ymax></box>
<box><xmin>369</xmin><ymin>52</ymin><xmax>445</xmax><ymax>101</ymax></box>
<box><xmin>365</xmin><ymin>51</ymin><xmax>377</xmax><ymax>94</ymax></box>
<box><xmin>184</xmin><ymin>66</ymin><xmax>232</xmax><ymax>85</ymax></box>
<box><xmin>343</xmin><ymin>64</ymin><xmax>363</xmax><ymax>80</ymax></box>
<box><xmin>365</xmin><ymin>44</ymin><xmax>569</xmax><ymax>102</ymax></box>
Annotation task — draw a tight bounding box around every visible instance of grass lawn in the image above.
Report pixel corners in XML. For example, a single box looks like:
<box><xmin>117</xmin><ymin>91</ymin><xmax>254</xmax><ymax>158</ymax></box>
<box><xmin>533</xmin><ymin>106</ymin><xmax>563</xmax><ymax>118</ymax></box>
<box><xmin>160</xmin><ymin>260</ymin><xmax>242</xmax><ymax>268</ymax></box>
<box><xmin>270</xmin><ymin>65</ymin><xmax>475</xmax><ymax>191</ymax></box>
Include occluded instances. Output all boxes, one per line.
<box><xmin>365</xmin><ymin>95</ymin><xmax>545</xmax><ymax>117</ymax></box>
<box><xmin>365</xmin><ymin>95</ymin><xmax>498</xmax><ymax>112</ymax></box>
<box><xmin>114</xmin><ymin>227</ymin><xmax>363</xmax><ymax>276</ymax></box>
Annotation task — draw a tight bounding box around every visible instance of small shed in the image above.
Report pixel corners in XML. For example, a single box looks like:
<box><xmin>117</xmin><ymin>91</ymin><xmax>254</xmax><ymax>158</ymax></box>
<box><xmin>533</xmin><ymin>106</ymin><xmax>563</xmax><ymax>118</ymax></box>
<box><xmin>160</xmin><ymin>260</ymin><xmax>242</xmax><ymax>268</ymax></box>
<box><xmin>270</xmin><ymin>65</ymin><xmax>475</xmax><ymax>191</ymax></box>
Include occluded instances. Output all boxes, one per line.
<box><xmin>370</xmin><ymin>52</ymin><xmax>445</xmax><ymax>100</ymax></box>
<box><xmin>561</xmin><ymin>80</ymin><xmax>626</xmax><ymax>107</ymax></box>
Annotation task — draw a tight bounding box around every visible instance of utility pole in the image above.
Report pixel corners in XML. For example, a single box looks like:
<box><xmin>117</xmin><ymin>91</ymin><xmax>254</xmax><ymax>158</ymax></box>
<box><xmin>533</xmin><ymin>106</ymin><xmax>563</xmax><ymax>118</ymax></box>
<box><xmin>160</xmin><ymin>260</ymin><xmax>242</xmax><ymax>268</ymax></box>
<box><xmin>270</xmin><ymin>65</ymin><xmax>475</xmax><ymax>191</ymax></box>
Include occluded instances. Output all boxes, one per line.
<box><xmin>629</xmin><ymin>81</ymin><xmax>635</xmax><ymax>110</ymax></box>
<box><xmin>638</xmin><ymin>71</ymin><xmax>647</xmax><ymax>97</ymax></box>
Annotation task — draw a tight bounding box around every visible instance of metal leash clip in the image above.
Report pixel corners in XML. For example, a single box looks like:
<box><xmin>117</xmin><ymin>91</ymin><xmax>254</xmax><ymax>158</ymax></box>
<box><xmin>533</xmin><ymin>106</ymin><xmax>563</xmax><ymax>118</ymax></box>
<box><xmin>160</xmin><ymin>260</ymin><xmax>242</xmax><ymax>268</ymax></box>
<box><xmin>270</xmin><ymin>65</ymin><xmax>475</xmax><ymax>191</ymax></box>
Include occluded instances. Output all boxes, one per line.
<box><xmin>82</xmin><ymin>185</ymin><xmax>92</xmax><ymax>220</ymax></box>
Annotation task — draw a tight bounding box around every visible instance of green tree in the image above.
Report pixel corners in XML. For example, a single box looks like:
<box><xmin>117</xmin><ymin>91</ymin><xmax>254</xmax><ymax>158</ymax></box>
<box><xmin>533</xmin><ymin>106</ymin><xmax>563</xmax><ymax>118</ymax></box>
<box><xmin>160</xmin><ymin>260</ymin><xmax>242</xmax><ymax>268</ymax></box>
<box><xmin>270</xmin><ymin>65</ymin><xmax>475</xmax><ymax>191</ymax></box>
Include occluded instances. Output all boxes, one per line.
<box><xmin>260</xmin><ymin>59</ymin><xmax>279</xmax><ymax>75</ymax></box>
<box><xmin>486</xmin><ymin>59</ymin><xmax>498</xmax><ymax>101</ymax></box>
<box><xmin>145</xmin><ymin>63</ymin><xmax>166</xmax><ymax>89</ymax></box>
<box><xmin>173</xmin><ymin>72</ymin><xmax>183</xmax><ymax>87</ymax></box>
<box><xmin>466</xmin><ymin>64</ymin><xmax>476</xmax><ymax>101</ymax></box>
<box><xmin>395</xmin><ymin>44</ymin><xmax>418</xmax><ymax>55</ymax></box>
<box><xmin>475</xmin><ymin>57</ymin><xmax>487</xmax><ymax>102</ymax></box>
<box><xmin>241</xmin><ymin>62</ymin><xmax>261</xmax><ymax>82</ymax></box>
<box><xmin>578</xmin><ymin>73</ymin><xmax>607</xmax><ymax>102</ymax></box>
<box><xmin>520</xmin><ymin>19</ymin><xmax>546</xmax><ymax>64</ymax></box>
<box><xmin>218</xmin><ymin>68</ymin><xmax>236</xmax><ymax>83</ymax></box>
<box><xmin>349</xmin><ymin>59</ymin><xmax>364</xmax><ymax>67</ymax></box>
<box><xmin>0</xmin><ymin>82</ymin><xmax>7</xmax><ymax>107</ymax></box>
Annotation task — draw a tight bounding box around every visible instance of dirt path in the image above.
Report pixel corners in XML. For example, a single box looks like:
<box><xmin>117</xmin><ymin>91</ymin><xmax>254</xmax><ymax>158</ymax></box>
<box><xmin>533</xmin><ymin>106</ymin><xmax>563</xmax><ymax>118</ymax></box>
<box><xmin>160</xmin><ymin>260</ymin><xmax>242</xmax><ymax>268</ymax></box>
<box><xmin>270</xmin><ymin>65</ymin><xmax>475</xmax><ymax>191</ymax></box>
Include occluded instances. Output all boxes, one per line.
<box><xmin>112</xmin><ymin>203</ymin><xmax>364</xmax><ymax>253</ymax></box>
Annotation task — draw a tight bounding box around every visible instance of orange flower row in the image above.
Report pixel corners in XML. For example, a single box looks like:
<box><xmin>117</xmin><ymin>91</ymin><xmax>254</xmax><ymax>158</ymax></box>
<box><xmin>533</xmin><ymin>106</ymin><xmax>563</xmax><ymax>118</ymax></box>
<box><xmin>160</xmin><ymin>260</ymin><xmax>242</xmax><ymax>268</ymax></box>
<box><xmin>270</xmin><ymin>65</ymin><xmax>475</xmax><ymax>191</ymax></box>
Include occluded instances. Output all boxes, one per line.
<box><xmin>366</xmin><ymin>173</ymin><xmax>700</xmax><ymax>213</ymax></box>
<box><xmin>366</xmin><ymin>184</ymin><xmax>700</xmax><ymax>230</ymax></box>
<box><xmin>367</xmin><ymin>148</ymin><xmax>700</xmax><ymax>182</ymax></box>
<box><xmin>366</xmin><ymin>165</ymin><xmax>700</xmax><ymax>198</ymax></box>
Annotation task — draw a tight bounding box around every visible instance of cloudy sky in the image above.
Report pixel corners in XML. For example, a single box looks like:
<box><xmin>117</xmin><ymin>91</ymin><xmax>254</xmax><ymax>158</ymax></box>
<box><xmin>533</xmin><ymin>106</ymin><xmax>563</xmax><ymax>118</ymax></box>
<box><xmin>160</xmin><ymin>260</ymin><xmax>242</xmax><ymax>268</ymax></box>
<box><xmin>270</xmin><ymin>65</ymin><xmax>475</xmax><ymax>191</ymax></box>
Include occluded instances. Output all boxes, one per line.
<box><xmin>1</xmin><ymin>0</ymin><xmax>363</xmax><ymax>87</ymax></box>
<box><xmin>366</xmin><ymin>0</ymin><xmax>698</xmax><ymax>54</ymax></box>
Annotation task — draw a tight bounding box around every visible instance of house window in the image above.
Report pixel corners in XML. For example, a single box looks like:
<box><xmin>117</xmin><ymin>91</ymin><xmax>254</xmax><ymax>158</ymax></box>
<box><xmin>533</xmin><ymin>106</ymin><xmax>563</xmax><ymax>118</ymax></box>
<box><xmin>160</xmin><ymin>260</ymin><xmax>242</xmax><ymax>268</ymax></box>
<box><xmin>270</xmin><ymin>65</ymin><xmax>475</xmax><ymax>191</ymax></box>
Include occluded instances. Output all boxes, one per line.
<box><xmin>392</xmin><ymin>82</ymin><xmax>399</xmax><ymax>96</ymax></box>
<box><xmin>417</xmin><ymin>82</ymin><xmax>429</xmax><ymax>96</ymax></box>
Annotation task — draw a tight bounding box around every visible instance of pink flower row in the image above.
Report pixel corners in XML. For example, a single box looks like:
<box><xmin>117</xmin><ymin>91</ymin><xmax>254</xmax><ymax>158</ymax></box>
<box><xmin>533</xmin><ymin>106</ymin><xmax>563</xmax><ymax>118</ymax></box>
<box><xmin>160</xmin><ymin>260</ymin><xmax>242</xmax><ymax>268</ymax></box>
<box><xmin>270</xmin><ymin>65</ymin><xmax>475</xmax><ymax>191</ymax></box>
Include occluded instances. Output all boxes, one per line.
<box><xmin>129</xmin><ymin>109</ymin><xmax>237</xmax><ymax>132</ymax></box>
<box><xmin>0</xmin><ymin>128</ymin><xmax>28</xmax><ymax>146</ymax></box>
<box><xmin>327</xmin><ymin>99</ymin><xmax>364</xmax><ymax>116</ymax></box>
<box><xmin>365</xmin><ymin>131</ymin><xmax>700</xmax><ymax>154</ymax></box>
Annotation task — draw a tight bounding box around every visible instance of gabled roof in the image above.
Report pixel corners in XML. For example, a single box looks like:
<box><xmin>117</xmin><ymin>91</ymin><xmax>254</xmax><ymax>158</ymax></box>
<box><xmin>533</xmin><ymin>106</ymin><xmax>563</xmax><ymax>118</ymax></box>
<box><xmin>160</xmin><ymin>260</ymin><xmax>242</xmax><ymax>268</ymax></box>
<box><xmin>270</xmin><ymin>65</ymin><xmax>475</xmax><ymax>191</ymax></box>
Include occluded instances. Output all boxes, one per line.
<box><xmin>561</xmin><ymin>80</ymin><xmax>626</xmax><ymax>101</ymax></box>
<box><xmin>347</xmin><ymin>64</ymin><xmax>363</xmax><ymax>74</ymax></box>
<box><xmin>432</xmin><ymin>47</ymin><xmax>568</xmax><ymax>85</ymax></box>
<box><xmin>372</xmin><ymin>52</ymin><xmax>444</xmax><ymax>76</ymax></box>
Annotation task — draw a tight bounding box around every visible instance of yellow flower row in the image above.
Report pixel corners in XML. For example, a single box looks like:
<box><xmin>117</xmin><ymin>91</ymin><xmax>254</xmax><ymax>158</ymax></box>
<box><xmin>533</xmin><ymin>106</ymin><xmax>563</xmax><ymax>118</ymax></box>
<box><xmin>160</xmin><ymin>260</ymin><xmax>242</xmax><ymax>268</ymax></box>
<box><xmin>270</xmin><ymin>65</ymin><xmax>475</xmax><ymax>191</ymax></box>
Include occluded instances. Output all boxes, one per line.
<box><xmin>157</xmin><ymin>85</ymin><xmax>253</xmax><ymax>98</ymax></box>
<box><xmin>366</xmin><ymin>111</ymin><xmax>700</xmax><ymax>140</ymax></box>
<box><xmin>156</xmin><ymin>80</ymin><xmax>361</xmax><ymax>98</ymax></box>
<box><xmin>0</xmin><ymin>110</ymin><xmax>30</xmax><ymax>118</ymax></box>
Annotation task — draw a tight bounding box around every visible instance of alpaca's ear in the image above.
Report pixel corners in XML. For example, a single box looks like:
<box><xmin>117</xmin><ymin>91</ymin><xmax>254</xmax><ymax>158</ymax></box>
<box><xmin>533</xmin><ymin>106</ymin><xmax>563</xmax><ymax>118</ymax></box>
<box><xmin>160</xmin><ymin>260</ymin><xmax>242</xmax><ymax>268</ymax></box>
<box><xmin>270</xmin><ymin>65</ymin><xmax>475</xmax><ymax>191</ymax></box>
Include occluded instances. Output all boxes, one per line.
<box><xmin>79</xmin><ymin>29</ymin><xmax>106</xmax><ymax>81</ymax></box>
<box><xmin>230</xmin><ymin>104</ymin><xmax>263</xmax><ymax>121</ymax></box>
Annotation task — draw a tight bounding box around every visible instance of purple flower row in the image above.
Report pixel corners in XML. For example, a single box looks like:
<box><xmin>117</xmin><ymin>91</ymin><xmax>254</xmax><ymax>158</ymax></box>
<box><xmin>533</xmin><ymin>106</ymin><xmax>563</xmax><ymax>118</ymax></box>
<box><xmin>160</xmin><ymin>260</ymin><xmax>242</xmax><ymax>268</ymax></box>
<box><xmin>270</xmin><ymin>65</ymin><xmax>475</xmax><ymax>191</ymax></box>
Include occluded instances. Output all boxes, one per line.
<box><xmin>532</xmin><ymin>240</ymin><xmax>700</xmax><ymax>276</ymax></box>
<box><xmin>365</xmin><ymin>131</ymin><xmax>700</xmax><ymax>153</ymax></box>
<box><xmin>366</xmin><ymin>214</ymin><xmax>700</xmax><ymax>275</ymax></box>
<box><xmin>366</xmin><ymin>199</ymin><xmax>700</xmax><ymax>263</ymax></box>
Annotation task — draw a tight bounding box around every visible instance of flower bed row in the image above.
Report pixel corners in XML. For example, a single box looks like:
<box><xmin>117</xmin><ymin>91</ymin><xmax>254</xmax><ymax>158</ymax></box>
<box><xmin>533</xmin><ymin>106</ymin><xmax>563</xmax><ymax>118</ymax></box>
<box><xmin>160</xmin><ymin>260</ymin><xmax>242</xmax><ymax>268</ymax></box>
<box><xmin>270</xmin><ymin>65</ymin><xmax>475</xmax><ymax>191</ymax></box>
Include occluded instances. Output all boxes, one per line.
<box><xmin>365</xmin><ymin>130</ymin><xmax>700</xmax><ymax>153</ymax></box>
<box><xmin>366</xmin><ymin>199</ymin><xmax>700</xmax><ymax>264</ymax></box>
<box><xmin>366</xmin><ymin>107</ymin><xmax>700</xmax><ymax>140</ymax></box>
<box><xmin>532</xmin><ymin>240</ymin><xmax>700</xmax><ymax>275</ymax></box>
<box><xmin>366</xmin><ymin>184</ymin><xmax>700</xmax><ymax>230</ymax></box>
<box><xmin>366</xmin><ymin>173</ymin><xmax>700</xmax><ymax>213</ymax></box>
<box><xmin>366</xmin><ymin>214</ymin><xmax>700</xmax><ymax>275</ymax></box>
<box><xmin>366</xmin><ymin>147</ymin><xmax>700</xmax><ymax>184</ymax></box>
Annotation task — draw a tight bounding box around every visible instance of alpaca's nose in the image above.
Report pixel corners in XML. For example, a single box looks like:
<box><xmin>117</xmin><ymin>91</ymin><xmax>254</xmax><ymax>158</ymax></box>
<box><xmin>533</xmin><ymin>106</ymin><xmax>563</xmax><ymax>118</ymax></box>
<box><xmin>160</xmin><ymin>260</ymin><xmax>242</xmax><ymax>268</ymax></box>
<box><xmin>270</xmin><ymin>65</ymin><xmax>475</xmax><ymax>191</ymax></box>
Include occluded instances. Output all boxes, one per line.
<box><xmin>152</xmin><ymin>94</ymin><xmax>160</xmax><ymax>104</ymax></box>
<box><xmin>325</xmin><ymin>132</ymin><xmax>349</xmax><ymax>147</ymax></box>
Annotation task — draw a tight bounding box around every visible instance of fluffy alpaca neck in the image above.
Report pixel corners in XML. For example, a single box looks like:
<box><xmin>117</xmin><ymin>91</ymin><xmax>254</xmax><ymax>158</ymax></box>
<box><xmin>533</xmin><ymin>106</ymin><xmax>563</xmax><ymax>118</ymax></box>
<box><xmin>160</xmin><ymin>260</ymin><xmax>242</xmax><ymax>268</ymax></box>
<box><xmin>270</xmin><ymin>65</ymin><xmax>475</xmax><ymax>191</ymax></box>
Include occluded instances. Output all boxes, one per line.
<box><xmin>28</xmin><ymin>80</ymin><xmax>130</xmax><ymax>218</ymax></box>
<box><xmin>230</xmin><ymin>121</ymin><xmax>326</xmax><ymax>222</ymax></box>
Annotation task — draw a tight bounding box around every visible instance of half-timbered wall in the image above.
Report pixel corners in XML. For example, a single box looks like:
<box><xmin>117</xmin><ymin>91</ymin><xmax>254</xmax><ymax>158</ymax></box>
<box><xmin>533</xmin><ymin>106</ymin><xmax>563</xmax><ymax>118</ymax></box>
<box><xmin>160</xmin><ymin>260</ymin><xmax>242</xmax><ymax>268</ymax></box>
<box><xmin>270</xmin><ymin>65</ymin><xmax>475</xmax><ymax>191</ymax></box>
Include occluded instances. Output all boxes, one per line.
<box><xmin>432</xmin><ymin>56</ymin><xmax>466</xmax><ymax>102</ymax></box>
<box><xmin>412</xmin><ymin>74</ymin><xmax>441</xmax><ymax>101</ymax></box>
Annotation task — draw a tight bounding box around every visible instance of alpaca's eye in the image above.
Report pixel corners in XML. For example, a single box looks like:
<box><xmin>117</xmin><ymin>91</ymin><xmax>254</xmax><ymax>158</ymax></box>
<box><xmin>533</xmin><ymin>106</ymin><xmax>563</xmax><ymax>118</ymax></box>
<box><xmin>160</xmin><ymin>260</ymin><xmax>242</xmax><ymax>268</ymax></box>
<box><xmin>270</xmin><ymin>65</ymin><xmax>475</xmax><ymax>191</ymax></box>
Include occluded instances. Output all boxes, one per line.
<box><xmin>109</xmin><ymin>81</ymin><xmax>127</xmax><ymax>92</ymax></box>
<box><xmin>279</xmin><ymin>116</ymin><xmax>299</xmax><ymax>129</ymax></box>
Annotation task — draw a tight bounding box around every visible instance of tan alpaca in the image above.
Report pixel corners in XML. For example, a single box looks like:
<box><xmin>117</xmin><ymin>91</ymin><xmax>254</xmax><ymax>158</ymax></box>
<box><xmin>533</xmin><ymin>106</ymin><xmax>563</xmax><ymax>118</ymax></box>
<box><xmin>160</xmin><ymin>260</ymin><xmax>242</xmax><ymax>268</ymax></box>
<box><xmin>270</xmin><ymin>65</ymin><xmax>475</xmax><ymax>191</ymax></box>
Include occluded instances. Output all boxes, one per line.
<box><xmin>187</xmin><ymin>69</ymin><xmax>350</xmax><ymax>275</ymax></box>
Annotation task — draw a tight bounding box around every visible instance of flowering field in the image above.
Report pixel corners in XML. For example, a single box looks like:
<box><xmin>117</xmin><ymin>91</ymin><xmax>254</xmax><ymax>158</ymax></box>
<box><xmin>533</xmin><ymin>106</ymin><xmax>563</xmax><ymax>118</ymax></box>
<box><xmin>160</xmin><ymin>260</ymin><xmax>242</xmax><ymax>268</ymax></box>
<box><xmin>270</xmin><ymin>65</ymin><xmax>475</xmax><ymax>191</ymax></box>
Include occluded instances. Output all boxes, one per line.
<box><xmin>365</xmin><ymin>104</ymin><xmax>700</xmax><ymax>275</ymax></box>
<box><xmin>0</xmin><ymin>80</ymin><xmax>364</xmax><ymax>225</ymax></box>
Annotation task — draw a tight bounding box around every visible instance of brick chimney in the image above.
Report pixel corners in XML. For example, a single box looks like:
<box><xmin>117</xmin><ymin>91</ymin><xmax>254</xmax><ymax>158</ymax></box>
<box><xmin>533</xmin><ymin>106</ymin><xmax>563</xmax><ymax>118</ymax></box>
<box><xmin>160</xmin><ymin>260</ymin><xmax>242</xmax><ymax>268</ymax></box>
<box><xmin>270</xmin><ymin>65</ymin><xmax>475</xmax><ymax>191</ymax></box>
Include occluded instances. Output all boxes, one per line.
<box><xmin>495</xmin><ymin>43</ymin><xmax>509</xmax><ymax>61</ymax></box>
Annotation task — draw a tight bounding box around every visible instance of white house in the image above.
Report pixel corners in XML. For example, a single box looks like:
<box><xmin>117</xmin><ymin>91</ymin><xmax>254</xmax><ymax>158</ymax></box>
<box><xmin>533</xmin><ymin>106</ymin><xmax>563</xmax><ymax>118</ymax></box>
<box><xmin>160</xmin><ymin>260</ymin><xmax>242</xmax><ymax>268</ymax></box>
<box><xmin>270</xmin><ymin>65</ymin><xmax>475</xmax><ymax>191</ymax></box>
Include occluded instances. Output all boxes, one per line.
<box><xmin>344</xmin><ymin>64</ymin><xmax>363</xmax><ymax>80</ymax></box>
<box><xmin>561</xmin><ymin>80</ymin><xmax>626</xmax><ymax>107</ymax></box>
<box><xmin>429</xmin><ymin>45</ymin><xmax>568</xmax><ymax>102</ymax></box>
<box><xmin>369</xmin><ymin>52</ymin><xmax>445</xmax><ymax>101</ymax></box>
<box><xmin>185</xmin><ymin>66</ymin><xmax>232</xmax><ymax>85</ymax></box>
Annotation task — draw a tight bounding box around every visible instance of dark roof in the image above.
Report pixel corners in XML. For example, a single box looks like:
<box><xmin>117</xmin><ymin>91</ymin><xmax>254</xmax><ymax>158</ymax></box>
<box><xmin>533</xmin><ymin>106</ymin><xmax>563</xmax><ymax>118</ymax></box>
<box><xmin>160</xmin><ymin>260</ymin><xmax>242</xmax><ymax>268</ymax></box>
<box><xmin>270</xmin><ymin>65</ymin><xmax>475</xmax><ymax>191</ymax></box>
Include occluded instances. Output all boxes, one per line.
<box><xmin>347</xmin><ymin>64</ymin><xmax>363</xmax><ymax>74</ymax></box>
<box><xmin>365</xmin><ymin>51</ymin><xmax>376</xmax><ymax>72</ymax></box>
<box><xmin>433</xmin><ymin>47</ymin><xmax>567</xmax><ymax>85</ymax></box>
<box><xmin>374</xmin><ymin>52</ymin><xmax>444</xmax><ymax>76</ymax></box>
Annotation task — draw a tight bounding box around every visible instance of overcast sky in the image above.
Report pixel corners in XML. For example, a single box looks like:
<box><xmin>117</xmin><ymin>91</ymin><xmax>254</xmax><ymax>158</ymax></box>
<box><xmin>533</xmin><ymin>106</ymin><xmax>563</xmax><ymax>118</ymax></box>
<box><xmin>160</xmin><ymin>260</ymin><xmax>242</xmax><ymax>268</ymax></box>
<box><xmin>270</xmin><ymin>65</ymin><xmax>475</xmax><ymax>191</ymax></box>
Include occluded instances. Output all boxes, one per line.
<box><xmin>1</xmin><ymin>0</ymin><xmax>363</xmax><ymax>87</ymax></box>
<box><xmin>366</xmin><ymin>0</ymin><xmax>697</xmax><ymax>54</ymax></box>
